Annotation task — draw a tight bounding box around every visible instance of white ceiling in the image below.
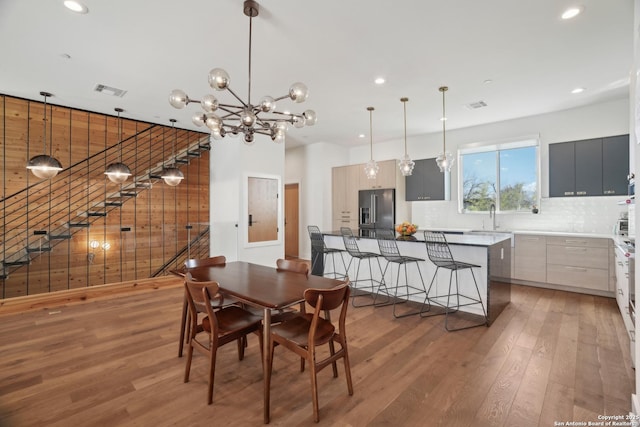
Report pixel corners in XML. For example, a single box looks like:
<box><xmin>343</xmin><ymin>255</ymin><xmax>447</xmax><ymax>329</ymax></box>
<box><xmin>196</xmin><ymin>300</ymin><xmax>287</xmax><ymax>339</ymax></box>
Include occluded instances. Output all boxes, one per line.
<box><xmin>0</xmin><ymin>0</ymin><xmax>633</xmax><ymax>149</ymax></box>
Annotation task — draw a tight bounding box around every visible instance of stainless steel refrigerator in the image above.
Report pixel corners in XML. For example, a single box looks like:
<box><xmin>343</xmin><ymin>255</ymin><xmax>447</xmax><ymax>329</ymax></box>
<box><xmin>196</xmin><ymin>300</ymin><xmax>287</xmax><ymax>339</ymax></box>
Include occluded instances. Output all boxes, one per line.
<box><xmin>358</xmin><ymin>189</ymin><xmax>395</xmax><ymax>236</ymax></box>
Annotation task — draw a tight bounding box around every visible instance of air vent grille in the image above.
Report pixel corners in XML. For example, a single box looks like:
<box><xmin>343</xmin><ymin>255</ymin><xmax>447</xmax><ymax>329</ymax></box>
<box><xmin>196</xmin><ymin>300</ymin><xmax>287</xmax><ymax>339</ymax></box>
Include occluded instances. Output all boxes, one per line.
<box><xmin>465</xmin><ymin>100</ymin><xmax>487</xmax><ymax>110</ymax></box>
<box><xmin>94</xmin><ymin>84</ymin><xmax>127</xmax><ymax>98</ymax></box>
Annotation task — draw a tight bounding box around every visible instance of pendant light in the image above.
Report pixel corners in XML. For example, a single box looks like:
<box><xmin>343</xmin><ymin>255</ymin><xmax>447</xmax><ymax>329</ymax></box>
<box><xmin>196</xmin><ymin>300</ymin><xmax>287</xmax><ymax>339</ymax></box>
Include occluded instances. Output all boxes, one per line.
<box><xmin>398</xmin><ymin>97</ymin><xmax>415</xmax><ymax>176</ymax></box>
<box><xmin>435</xmin><ymin>86</ymin><xmax>454</xmax><ymax>173</ymax></box>
<box><xmin>363</xmin><ymin>106</ymin><xmax>379</xmax><ymax>180</ymax></box>
<box><xmin>161</xmin><ymin>119</ymin><xmax>185</xmax><ymax>186</ymax></box>
<box><xmin>104</xmin><ymin>108</ymin><xmax>132</xmax><ymax>184</ymax></box>
<box><xmin>26</xmin><ymin>91</ymin><xmax>63</xmax><ymax>179</ymax></box>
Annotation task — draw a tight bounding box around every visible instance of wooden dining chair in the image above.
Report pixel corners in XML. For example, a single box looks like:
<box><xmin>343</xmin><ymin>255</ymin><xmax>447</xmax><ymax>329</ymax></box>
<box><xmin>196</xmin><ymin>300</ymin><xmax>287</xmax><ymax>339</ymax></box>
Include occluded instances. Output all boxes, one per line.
<box><xmin>178</xmin><ymin>255</ymin><xmax>233</xmax><ymax>357</ymax></box>
<box><xmin>183</xmin><ymin>273</ymin><xmax>263</xmax><ymax>405</ymax></box>
<box><xmin>267</xmin><ymin>281</ymin><xmax>353</xmax><ymax>423</ymax></box>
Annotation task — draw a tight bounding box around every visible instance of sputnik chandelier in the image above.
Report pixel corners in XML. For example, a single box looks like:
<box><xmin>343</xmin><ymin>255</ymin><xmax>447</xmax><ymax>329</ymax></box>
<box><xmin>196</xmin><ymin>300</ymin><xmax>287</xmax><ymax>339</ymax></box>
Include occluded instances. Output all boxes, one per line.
<box><xmin>168</xmin><ymin>0</ymin><xmax>316</xmax><ymax>145</ymax></box>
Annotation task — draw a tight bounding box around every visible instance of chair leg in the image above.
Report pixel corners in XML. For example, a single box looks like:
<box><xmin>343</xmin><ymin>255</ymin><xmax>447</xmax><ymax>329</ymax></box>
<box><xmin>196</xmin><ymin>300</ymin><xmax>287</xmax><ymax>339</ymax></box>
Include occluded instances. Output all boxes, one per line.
<box><xmin>309</xmin><ymin>352</ymin><xmax>320</xmax><ymax>423</ymax></box>
<box><xmin>328</xmin><ymin>339</ymin><xmax>338</xmax><ymax>378</ymax></box>
<box><xmin>178</xmin><ymin>295</ymin><xmax>188</xmax><ymax>357</ymax></box>
<box><xmin>443</xmin><ymin>267</ymin><xmax>489</xmax><ymax>332</ymax></box>
<box><xmin>207</xmin><ymin>346</ymin><xmax>217</xmax><ymax>405</ymax></box>
<box><xmin>184</xmin><ymin>340</ymin><xmax>194</xmax><ymax>383</ymax></box>
<box><xmin>338</xmin><ymin>337</ymin><xmax>354</xmax><ymax>396</ymax></box>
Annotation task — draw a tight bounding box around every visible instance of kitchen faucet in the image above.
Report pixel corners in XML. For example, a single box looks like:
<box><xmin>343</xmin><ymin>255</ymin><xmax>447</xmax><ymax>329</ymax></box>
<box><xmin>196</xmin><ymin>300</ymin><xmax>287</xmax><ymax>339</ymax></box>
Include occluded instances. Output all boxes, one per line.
<box><xmin>489</xmin><ymin>203</ymin><xmax>497</xmax><ymax>231</ymax></box>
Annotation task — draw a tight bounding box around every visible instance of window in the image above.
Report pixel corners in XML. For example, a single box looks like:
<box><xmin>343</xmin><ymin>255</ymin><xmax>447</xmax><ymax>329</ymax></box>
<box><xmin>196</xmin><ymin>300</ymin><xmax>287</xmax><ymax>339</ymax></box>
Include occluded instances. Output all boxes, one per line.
<box><xmin>459</xmin><ymin>138</ymin><xmax>540</xmax><ymax>212</ymax></box>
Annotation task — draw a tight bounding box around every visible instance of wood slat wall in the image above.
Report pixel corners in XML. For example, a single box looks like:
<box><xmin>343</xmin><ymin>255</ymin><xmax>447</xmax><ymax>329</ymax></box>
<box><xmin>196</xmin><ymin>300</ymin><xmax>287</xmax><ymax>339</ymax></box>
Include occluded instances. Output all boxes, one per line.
<box><xmin>0</xmin><ymin>94</ymin><xmax>210</xmax><ymax>298</ymax></box>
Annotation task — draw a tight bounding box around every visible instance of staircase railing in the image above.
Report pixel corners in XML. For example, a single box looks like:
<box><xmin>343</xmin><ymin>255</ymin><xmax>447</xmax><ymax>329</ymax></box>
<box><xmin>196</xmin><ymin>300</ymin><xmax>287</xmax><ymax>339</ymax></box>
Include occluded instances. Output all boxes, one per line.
<box><xmin>1</xmin><ymin>124</ymin><xmax>209</xmax><ymax>279</ymax></box>
<box><xmin>152</xmin><ymin>226</ymin><xmax>211</xmax><ymax>277</ymax></box>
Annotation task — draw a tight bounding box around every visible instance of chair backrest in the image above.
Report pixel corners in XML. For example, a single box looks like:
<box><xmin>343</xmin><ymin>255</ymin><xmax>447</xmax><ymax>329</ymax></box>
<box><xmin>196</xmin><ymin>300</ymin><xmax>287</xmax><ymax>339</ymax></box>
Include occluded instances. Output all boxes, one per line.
<box><xmin>374</xmin><ymin>229</ymin><xmax>396</xmax><ymax>240</ymax></box>
<box><xmin>184</xmin><ymin>272</ymin><xmax>220</xmax><ymax>333</ymax></box>
<box><xmin>276</xmin><ymin>258</ymin><xmax>310</xmax><ymax>277</ymax></box>
<box><xmin>304</xmin><ymin>281</ymin><xmax>351</xmax><ymax>329</ymax></box>
<box><xmin>307</xmin><ymin>225</ymin><xmax>327</xmax><ymax>251</ymax></box>
<box><xmin>423</xmin><ymin>231</ymin><xmax>455</xmax><ymax>266</ymax></box>
<box><xmin>184</xmin><ymin>255</ymin><xmax>226</xmax><ymax>270</ymax></box>
<box><xmin>377</xmin><ymin>232</ymin><xmax>402</xmax><ymax>258</ymax></box>
<box><xmin>340</xmin><ymin>227</ymin><xmax>353</xmax><ymax>237</ymax></box>
<box><xmin>342</xmin><ymin>234</ymin><xmax>362</xmax><ymax>256</ymax></box>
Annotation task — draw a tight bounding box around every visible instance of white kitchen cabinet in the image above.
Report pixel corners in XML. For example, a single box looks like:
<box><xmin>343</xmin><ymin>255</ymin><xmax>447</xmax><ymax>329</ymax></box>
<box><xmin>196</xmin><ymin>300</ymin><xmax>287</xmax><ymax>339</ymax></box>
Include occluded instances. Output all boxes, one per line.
<box><xmin>513</xmin><ymin>234</ymin><xmax>547</xmax><ymax>282</ymax></box>
<box><xmin>546</xmin><ymin>236</ymin><xmax>610</xmax><ymax>292</ymax></box>
<box><xmin>614</xmin><ymin>245</ymin><xmax>634</xmax><ymax>334</ymax></box>
<box><xmin>332</xmin><ymin>165</ymin><xmax>360</xmax><ymax>231</ymax></box>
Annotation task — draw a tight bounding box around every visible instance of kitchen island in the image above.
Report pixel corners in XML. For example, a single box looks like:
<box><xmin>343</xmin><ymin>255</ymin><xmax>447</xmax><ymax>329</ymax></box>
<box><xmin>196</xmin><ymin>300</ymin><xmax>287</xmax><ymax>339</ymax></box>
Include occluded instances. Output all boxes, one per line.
<box><xmin>319</xmin><ymin>230</ymin><xmax>512</xmax><ymax>325</ymax></box>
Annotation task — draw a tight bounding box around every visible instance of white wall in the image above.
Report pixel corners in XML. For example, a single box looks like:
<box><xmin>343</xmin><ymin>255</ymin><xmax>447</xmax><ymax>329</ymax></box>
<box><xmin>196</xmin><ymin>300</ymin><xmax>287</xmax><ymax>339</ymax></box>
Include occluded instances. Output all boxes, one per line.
<box><xmin>210</xmin><ymin>135</ymin><xmax>285</xmax><ymax>266</ymax></box>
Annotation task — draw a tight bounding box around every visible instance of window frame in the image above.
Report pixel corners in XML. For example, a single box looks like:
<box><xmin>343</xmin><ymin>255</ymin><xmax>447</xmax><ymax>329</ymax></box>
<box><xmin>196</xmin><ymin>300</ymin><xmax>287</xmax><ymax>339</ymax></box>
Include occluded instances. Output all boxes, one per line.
<box><xmin>457</xmin><ymin>135</ymin><xmax>541</xmax><ymax>214</ymax></box>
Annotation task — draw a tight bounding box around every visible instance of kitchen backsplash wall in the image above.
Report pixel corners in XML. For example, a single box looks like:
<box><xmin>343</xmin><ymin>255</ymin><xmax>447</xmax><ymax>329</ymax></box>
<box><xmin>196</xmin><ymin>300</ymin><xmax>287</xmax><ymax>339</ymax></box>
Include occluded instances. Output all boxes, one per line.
<box><xmin>412</xmin><ymin>196</ymin><xmax>629</xmax><ymax>235</ymax></box>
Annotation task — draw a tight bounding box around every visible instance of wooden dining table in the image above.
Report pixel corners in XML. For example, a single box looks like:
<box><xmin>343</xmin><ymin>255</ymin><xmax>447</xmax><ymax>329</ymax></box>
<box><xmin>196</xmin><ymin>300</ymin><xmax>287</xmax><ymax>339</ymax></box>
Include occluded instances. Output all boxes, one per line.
<box><xmin>183</xmin><ymin>261</ymin><xmax>344</xmax><ymax>424</ymax></box>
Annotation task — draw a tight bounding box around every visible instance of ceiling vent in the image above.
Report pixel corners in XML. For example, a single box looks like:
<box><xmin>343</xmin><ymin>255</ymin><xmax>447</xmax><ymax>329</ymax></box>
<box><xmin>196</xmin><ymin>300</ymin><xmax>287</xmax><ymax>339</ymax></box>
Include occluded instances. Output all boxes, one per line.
<box><xmin>465</xmin><ymin>100</ymin><xmax>487</xmax><ymax>110</ymax></box>
<box><xmin>94</xmin><ymin>84</ymin><xmax>127</xmax><ymax>97</ymax></box>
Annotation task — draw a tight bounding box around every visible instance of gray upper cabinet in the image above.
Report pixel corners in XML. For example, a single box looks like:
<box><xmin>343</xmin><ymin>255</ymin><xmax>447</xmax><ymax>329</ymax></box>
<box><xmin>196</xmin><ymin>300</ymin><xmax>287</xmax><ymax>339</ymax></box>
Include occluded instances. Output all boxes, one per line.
<box><xmin>574</xmin><ymin>138</ymin><xmax>602</xmax><ymax>196</ymax></box>
<box><xmin>405</xmin><ymin>158</ymin><xmax>445</xmax><ymax>201</ymax></box>
<box><xmin>549</xmin><ymin>134</ymin><xmax>629</xmax><ymax>197</ymax></box>
<box><xmin>602</xmin><ymin>135</ymin><xmax>630</xmax><ymax>195</ymax></box>
<box><xmin>549</xmin><ymin>142</ymin><xmax>576</xmax><ymax>197</ymax></box>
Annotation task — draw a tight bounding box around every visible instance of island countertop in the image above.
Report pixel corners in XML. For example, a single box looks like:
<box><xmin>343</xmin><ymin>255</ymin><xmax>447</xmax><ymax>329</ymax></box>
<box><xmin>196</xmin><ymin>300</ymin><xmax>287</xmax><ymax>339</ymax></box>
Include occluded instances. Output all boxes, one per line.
<box><xmin>323</xmin><ymin>230</ymin><xmax>512</xmax><ymax>247</ymax></box>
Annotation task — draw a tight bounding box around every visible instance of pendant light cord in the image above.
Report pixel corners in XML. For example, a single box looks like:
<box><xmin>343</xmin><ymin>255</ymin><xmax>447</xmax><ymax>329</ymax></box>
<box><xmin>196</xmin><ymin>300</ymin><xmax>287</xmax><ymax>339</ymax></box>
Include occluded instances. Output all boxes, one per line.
<box><xmin>402</xmin><ymin>98</ymin><xmax>408</xmax><ymax>155</ymax></box>
<box><xmin>42</xmin><ymin>93</ymin><xmax>48</xmax><ymax>154</ymax></box>
<box><xmin>440</xmin><ymin>86</ymin><xmax>447</xmax><ymax>153</ymax></box>
<box><xmin>248</xmin><ymin>14</ymin><xmax>252</xmax><ymax>105</ymax></box>
<box><xmin>368</xmin><ymin>106</ymin><xmax>374</xmax><ymax>160</ymax></box>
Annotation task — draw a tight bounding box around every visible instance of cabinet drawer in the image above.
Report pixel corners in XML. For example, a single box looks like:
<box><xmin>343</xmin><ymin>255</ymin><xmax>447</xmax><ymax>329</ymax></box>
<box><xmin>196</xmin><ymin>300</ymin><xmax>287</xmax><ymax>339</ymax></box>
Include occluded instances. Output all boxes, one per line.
<box><xmin>545</xmin><ymin>236</ymin><xmax>609</xmax><ymax>248</ymax></box>
<box><xmin>515</xmin><ymin>235</ymin><xmax>546</xmax><ymax>254</ymax></box>
<box><xmin>546</xmin><ymin>264</ymin><xmax>609</xmax><ymax>290</ymax></box>
<box><xmin>546</xmin><ymin>245</ymin><xmax>608</xmax><ymax>269</ymax></box>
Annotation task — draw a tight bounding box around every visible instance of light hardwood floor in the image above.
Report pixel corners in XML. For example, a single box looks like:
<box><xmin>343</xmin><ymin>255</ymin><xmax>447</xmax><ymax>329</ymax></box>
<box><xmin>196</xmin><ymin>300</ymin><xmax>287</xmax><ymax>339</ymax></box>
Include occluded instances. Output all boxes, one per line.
<box><xmin>0</xmin><ymin>283</ymin><xmax>634</xmax><ymax>426</ymax></box>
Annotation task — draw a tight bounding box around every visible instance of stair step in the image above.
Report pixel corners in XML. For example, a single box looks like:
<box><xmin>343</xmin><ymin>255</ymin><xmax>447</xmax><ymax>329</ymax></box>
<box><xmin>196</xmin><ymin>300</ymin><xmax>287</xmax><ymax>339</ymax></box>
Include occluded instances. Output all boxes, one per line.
<box><xmin>187</xmin><ymin>151</ymin><xmax>201</xmax><ymax>157</ymax></box>
<box><xmin>103</xmin><ymin>201</ymin><xmax>124</xmax><ymax>207</ymax></box>
<box><xmin>68</xmin><ymin>222</ymin><xmax>90</xmax><ymax>228</ymax></box>
<box><xmin>199</xmin><ymin>144</ymin><xmax>210</xmax><ymax>150</ymax></box>
<box><xmin>175</xmin><ymin>159</ymin><xmax>189</xmax><ymax>164</ymax></box>
<box><xmin>3</xmin><ymin>253</ymin><xmax>31</xmax><ymax>266</ymax></box>
<box><xmin>49</xmin><ymin>233</ymin><xmax>72</xmax><ymax>240</ymax></box>
<box><xmin>149</xmin><ymin>173</ymin><xmax>162</xmax><ymax>179</ymax></box>
<box><xmin>120</xmin><ymin>192</ymin><xmax>138</xmax><ymax>197</ymax></box>
<box><xmin>33</xmin><ymin>230</ymin><xmax>48</xmax><ymax>236</ymax></box>
<box><xmin>86</xmin><ymin>211</ymin><xmax>107</xmax><ymax>217</ymax></box>
<box><xmin>27</xmin><ymin>246</ymin><xmax>52</xmax><ymax>253</ymax></box>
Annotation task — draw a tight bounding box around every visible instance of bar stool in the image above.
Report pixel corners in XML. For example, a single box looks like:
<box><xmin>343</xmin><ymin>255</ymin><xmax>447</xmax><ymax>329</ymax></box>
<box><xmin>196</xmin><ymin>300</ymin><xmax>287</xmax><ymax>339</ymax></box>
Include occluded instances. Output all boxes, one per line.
<box><xmin>420</xmin><ymin>231</ymin><xmax>488</xmax><ymax>331</ymax></box>
<box><xmin>340</xmin><ymin>227</ymin><xmax>388</xmax><ymax>307</ymax></box>
<box><xmin>376</xmin><ymin>229</ymin><xmax>427</xmax><ymax>318</ymax></box>
<box><xmin>307</xmin><ymin>225</ymin><xmax>347</xmax><ymax>279</ymax></box>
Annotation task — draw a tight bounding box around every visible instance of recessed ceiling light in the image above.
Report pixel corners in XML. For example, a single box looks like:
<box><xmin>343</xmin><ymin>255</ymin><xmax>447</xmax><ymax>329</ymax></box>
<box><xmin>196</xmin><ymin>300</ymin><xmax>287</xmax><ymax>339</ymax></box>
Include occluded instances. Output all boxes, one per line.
<box><xmin>374</xmin><ymin>77</ymin><xmax>385</xmax><ymax>85</ymax></box>
<box><xmin>358</xmin><ymin>134</ymin><xmax>366</xmax><ymax>138</ymax></box>
<box><xmin>571</xmin><ymin>87</ymin><xmax>585</xmax><ymax>94</ymax></box>
<box><xmin>561</xmin><ymin>6</ymin><xmax>583</xmax><ymax>20</ymax></box>
<box><xmin>64</xmin><ymin>1</ymin><xmax>89</xmax><ymax>14</ymax></box>
<box><xmin>483</xmin><ymin>79</ymin><xmax>493</xmax><ymax>84</ymax></box>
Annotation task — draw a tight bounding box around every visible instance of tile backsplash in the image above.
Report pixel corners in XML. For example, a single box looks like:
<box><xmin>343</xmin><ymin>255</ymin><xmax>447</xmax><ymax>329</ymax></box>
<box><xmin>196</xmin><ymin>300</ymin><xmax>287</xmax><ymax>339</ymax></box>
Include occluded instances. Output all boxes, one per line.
<box><xmin>411</xmin><ymin>196</ymin><xmax>630</xmax><ymax>235</ymax></box>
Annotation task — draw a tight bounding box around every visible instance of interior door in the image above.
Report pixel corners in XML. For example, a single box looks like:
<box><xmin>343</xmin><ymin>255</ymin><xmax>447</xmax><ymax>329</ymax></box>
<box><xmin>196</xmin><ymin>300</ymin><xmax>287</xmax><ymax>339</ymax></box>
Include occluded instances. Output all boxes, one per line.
<box><xmin>248</xmin><ymin>177</ymin><xmax>278</xmax><ymax>243</ymax></box>
<box><xmin>284</xmin><ymin>183</ymin><xmax>299</xmax><ymax>258</ymax></box>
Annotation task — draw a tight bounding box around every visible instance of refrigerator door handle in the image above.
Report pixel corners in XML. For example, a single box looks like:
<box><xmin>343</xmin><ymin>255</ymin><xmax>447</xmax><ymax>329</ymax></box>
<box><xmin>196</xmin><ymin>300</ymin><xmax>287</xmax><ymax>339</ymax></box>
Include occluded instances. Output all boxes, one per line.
<box><xmin>371</xmin><ymin>194</ymin><xmax>377</xmax><ymax>224</ymax></box>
